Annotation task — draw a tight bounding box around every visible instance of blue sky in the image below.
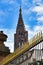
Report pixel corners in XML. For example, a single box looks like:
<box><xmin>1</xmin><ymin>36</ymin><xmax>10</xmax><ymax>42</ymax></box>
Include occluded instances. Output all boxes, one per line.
<box><xmin>0</xmin><ymin>0</ymin><xmax>43</xmax><ymax>52</ymax></box>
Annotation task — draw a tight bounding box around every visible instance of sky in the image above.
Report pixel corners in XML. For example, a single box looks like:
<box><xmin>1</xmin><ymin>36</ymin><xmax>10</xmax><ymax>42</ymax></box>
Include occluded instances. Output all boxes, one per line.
<box><xmin>0</xmin><ymin>0</ymin><xmax>43</xmax><ymax>52</ymax></box>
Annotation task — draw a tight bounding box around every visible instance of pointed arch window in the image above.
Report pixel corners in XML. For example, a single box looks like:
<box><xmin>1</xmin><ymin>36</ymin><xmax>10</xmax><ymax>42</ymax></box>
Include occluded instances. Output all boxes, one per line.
<box><xmin>19</xmin><ymin>42</ymin><xmax>21</xmax><ymax>47</ymax></box>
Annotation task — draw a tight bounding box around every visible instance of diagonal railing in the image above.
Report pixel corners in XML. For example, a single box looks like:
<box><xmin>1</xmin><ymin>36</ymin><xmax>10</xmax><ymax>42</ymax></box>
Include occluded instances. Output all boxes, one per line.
<box><xmin>0</xmin><ymin>31</ymin><xmax>43</xmax><ymax>65</ymax></box>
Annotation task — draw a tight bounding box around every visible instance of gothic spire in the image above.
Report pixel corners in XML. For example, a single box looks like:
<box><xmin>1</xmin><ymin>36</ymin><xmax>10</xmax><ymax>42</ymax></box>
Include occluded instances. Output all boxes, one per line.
<box><xmin>16</xmin><ymin>6</ymin><xmax>25</xmax><ymax>31</ymax></box>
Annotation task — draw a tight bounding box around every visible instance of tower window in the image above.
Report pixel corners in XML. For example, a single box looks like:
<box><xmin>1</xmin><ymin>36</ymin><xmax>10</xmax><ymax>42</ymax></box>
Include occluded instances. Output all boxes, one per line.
<box><xmin>19</xmin><ymin>31</ymin><xmax>20</xmax><ymax>35</ymax></box>
<box><xmin>19</xmin><ymin>42</ymin><xmax>20</xmax><ymax>47</ymax></box>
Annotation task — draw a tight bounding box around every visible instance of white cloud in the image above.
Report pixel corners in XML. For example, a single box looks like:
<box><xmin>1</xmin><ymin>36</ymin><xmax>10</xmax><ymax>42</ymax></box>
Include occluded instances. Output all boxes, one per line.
<box><xmin>25</xmin><ymin>25</ymin><xmax>35</xmax><ymax>39</ymax></box>
<box><xmin>22</xmin><ymin>0</ymin><xmax>43</xmax><ymax>25</ymax></box>
<box><xmin>25</xmin><ymin>25</ymin><xmax>30</xmax><ymax>30</ymax></box>
<box><xmin>22</xmin><ymin>0</ymin><xmax>43</xmax><ymax>17</ymax></box>
<box><xmin>25</xmin><ymin>25</ymin><xmax>43</xmax><ymax>39</ymax></box>
<box><xmin>5</xmin><ymin>29</ymin><xmax>15</xmax><ymax>52</ymax></box>
<box><xmin>37</xmin><ymin>16</ymin><xmax>43</xmax><ymax>23</ymax></box>
<box><xmin>34</xmin><ymin>25</ymin><xmax>43</xmax><ymax>32</ymax></box>
<box><xmin>32</xmin><ymin>4</ymin><xmax>43</xmax><ymax>24</ymax></box>
<box><xmin>33</xmin><ymin>5</ymin><xmax>43</xmax><ymax>15</ymax></box>
<box><xmin>32</xmin><ymin>0</ymin><xmax>42</xmax><ymax>5</ymax></box>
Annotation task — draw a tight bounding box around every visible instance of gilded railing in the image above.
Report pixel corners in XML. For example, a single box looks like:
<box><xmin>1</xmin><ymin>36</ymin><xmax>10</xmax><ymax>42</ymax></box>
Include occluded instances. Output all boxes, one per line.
<box><xmin>29</xmin><ymin>31</ymin><xmax>43</xmax><ymax>46</ymax></box>
<box><xmin>0</xmin><ymin>31</ymin><xmax>43</xmax><ymax>65</ymax></box>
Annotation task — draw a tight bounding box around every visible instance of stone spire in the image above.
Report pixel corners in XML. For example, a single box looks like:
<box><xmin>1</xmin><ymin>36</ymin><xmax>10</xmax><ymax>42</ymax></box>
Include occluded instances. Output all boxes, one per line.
<box><xmin>16</xmin><ymin>6</ymin><xmax>25</xmax><ymax>32</ymax></box>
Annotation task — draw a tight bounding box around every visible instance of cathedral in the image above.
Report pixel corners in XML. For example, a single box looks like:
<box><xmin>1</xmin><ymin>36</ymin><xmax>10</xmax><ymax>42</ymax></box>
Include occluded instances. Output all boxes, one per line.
<box><xmin>0</xmin><ymin>7</ymin><xmax>43</xmax><ymax>65</ymax></box>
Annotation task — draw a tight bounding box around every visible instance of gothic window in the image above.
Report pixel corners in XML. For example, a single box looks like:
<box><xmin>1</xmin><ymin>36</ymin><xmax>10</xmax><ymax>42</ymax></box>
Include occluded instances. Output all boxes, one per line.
<box><xmin>25</xmin><ymin>33</ymin><xmax>26</xmax><ymax>36</ymax></box>
<box><xmin>19</xmin><ymin>31</ymin><xmax>20</xmax><ymax>35</ymax></box>
<box><xmin>26</xmin><ymin>53</ymin><xmax>28</xmax><ymax>58</ymax></box>
<box><xmin>19</xmin><ymin>42</ymin><xmax>20</xmax><ymax>47</ymax></box>
<box><xmin>21</xmin><ymin>40</ymin><xmax>24</xmax><ymax>46</ymax></box>
<box><xmin>22</xmin><ymin>42</ymin><xmax>23</xmax><ymax>46</ymax></box>
<box><xmin>17</xmin><ymin>57</ymin><xmax>20</xmax><ymax>63</ymax></box>
<box><xmin>10</xmin><ymin>61</ymin><xmax>14</xmax><ymax>64</ymax></box>
<box><xmin>19</xmin><ymin>33</ymin><xmax>23</xmax><ymax>37</ymax></box>
<box><xmin>23</xmin><ymin>55</ymin><xmax>26</xmax><ymax>60</ymax></box>
<box><xmin>21</xmin><ymin>33</ymin><xmax>23</xmax><ymax>35</ymax></box>
<box><xmin>20</xmin><ymin>56</ymin><xmax>22</xmax><ymax>62</ymax></box>
<box><xmin>17</xmin><ymin>59</ymin><xmax>19</xmax><ymax>64</ymax></box>
<box><xmin>20</xmin><ymin>54</ymin><xmax>24</xmax><ymax>61</ymax></box>
<box><xmin>18</xmin><ymin>25</ymin><xmax>22</xmax><ymax>29</ymax></box>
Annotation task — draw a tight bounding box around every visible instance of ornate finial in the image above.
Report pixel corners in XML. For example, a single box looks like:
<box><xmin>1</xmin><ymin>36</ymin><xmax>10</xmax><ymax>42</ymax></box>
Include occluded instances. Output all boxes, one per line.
<box><xmin>19</xmin><ymin>5</ymin><xmax>22</xmax><ymax>13</ymax></box>
<box><xmin>0</xmin><ymin>31</ymin><xmax>3</xmax><ymax>33</ymax></box>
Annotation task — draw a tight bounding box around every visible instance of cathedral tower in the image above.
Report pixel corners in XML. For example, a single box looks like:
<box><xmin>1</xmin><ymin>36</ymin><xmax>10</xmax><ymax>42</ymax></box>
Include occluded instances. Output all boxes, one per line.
<box><xmin>14</xmin><ymin>7</ymin><xmax>28</xmax><ymax>51</ymax></box>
